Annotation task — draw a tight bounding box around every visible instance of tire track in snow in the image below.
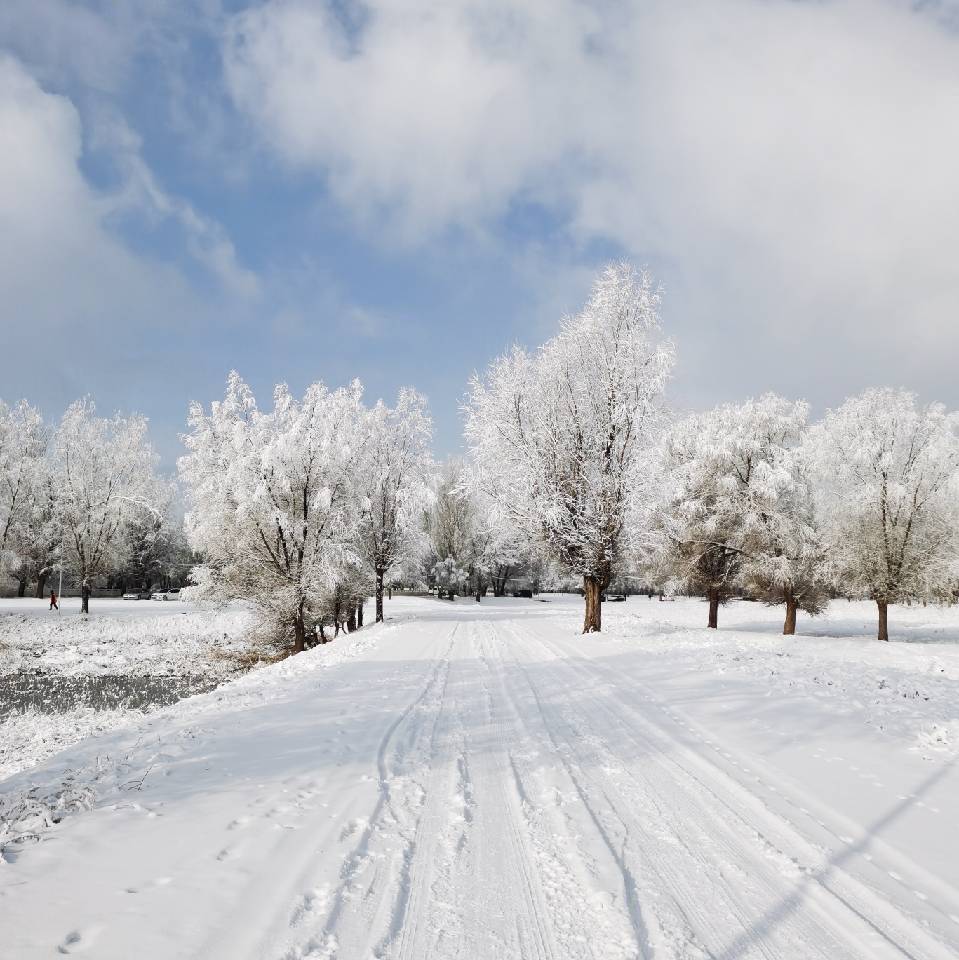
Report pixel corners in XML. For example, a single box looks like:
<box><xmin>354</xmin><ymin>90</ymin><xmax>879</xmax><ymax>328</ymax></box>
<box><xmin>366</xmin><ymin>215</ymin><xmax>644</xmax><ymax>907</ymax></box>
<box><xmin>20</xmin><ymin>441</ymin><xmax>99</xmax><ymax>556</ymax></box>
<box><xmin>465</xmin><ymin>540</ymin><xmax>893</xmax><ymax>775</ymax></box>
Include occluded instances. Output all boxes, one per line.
<box><xmin>381</xmin><ymin>628</ymin><xmax>466</xmax><ymax>960</ymax></box>
<box><xmin>295</xmin><ymin>623</ymin><xmax>459</xmax><ymax>960</ymax></box>
<box><xmin>474</xmin><ymin>619</ymin><xmax>643</xmax><ymax>960</ymax></box>
<box><xmin>508</xmin><ymin>619</ymin><xmax>957</xmax><ymax>960</ymax></box>
<box><xmin>195</xmin><ymin>621</ymin><xmax>458</xmax><ymax>960</ymax></box>
<box><xmin>538</xmin><ymin>623</ymin><xmax>959</xmax><ymax>957</ymax></box>
<box><xmin>495</xmin><ymin>624</ymin><xmax>702</xmax><ymax>959</ymax></box>
<box><xmin>450</xmin><ymin>621</ymin><xmax>560</xmax><ymax>960</ymax></box>
<box><xmin>385</xmin><ymin>619</ymin><xmax>560</xmax><ymax>960</ymax></box>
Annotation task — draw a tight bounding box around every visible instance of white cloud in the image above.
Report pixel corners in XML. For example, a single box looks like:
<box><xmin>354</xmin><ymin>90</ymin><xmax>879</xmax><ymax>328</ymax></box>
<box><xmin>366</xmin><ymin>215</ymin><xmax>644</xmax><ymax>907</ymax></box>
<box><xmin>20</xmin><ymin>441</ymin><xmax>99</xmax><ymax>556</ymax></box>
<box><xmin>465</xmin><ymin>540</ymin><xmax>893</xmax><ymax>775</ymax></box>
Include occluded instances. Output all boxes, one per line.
<box><xmin>91</xmin><ymin>111</ymin><xmax>259</xmax><ymax>298</ymax></box>
<box><xmin>223</xmin><ymin>0</ymin><xmax>959</xmax><ymax>389</ymax></box>
<box><xmin>0</xmin><ymin>55</ymin><xmax>255</xmax><ymax>336</ymax></box>
<box><xmin>224</xmin><ymin>0</ymin><xmax>608</xmax><ymax>236</ymax></box>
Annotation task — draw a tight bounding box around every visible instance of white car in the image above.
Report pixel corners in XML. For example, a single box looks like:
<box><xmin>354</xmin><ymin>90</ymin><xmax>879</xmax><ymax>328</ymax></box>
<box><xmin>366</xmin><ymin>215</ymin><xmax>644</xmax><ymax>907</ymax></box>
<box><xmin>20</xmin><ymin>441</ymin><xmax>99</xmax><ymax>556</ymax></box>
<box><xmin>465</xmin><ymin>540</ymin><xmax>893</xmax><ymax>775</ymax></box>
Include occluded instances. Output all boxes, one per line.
<box><xmin>151</xmin><ymin>589</ymin><xmax>182</xmax><ymax>601</ymax></box>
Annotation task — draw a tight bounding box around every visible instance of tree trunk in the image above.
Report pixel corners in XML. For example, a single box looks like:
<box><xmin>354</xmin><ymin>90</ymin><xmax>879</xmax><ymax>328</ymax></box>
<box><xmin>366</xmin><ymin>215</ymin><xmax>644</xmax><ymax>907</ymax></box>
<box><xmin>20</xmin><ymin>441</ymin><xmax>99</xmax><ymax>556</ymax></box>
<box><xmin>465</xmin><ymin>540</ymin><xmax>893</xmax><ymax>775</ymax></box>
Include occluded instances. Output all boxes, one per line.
<box><xmin>375</xmin><ymin>569</ymin><xmax>385</xmax><ymax>623</ymax></box>
<box><xmin>346</xmin><ymin>606</ymin><xmax>357</xmax><ymax>633</ymax></box>
<box><xmin>81</xmin><ymin>579</ymin><xmax>90</xmax><ymax>615</ymax></box>
<box><xmin>357</xmin><ymin>601</ymin><xmax>364</xmax><ymax>628</ymax></box>
<box><xmin>35</xmin><ymin>573</ymin><xmax>47</xmax><ymax>599</ymax></box>
<box><xmin>783</xmin><ymin>589</ymin><xmax>798</xmax><ymax>636</ymax></box>
<box><xmin>293</xmin><ymin>612</ymin><xmax>306</xmax><ymax>654</ymax></box>
<box><xmin>583</xmin><ymin>575</ymin><xmax>602</xmax><ymax>633</ymax></box>
<box><xmin>877</xmin><ymin>597</ymin><xmax>889</xmax><ymax>642</ymax></box>
<box><xmin>707</xmin><ymin>587</ymin><xmax>720</xmax><ymax>629</ymax></box>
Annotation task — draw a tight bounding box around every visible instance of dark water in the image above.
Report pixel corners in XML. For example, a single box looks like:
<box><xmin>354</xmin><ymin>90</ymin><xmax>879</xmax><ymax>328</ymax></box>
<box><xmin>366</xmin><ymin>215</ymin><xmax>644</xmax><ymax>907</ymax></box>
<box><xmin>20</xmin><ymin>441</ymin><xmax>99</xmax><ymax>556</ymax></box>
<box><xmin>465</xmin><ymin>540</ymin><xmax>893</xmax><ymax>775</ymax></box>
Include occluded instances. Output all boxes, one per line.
<box><xmin>0</xmin><ymin>672</ymin><xmax>220</xmax><ymax>719</ymax></box>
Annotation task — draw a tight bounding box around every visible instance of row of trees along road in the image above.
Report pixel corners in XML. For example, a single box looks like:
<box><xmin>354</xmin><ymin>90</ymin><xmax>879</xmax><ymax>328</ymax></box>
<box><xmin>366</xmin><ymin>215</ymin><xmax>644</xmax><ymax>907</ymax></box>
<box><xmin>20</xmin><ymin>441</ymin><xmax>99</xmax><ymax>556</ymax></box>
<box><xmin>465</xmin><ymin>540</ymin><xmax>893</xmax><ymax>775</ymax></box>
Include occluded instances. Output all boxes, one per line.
<box><xmin>5</xmin><ymin>262</ymin><xmax>959</xmax><ymax>646</ymax></box>
<box><xmin>0</xmin><ymin>399</ymin><xmax>174</xmax><ymax>612</ymax></box>
<box><xmin>467</xmin><ymin>263</ymin><xmax>959</xmax><ymax>640</ymax></box>
<box><xmin>643</xmin><ymin>390</ymin><xmax>959</xmax><ymax>640</ymax></box>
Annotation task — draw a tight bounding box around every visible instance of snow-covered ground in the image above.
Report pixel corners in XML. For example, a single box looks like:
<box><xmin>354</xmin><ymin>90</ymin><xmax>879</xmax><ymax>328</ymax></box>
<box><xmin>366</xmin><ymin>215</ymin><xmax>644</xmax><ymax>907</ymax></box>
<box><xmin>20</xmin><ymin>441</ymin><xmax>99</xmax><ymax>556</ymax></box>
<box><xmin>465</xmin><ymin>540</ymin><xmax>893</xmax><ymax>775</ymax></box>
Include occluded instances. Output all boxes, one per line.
<box><xmin>0</xmin><ymin>596</ymin><xmax>253</xmax><ymax>675</ymax></box>
<box><xmin>0</xmin><ymin>598</ymin><xmax>254</xmax><ymax>779</ymax></box>
<box><xmin>2</xmin><ymin>595</ymin><xmax>959</xmax><ymax>958</ymax></box>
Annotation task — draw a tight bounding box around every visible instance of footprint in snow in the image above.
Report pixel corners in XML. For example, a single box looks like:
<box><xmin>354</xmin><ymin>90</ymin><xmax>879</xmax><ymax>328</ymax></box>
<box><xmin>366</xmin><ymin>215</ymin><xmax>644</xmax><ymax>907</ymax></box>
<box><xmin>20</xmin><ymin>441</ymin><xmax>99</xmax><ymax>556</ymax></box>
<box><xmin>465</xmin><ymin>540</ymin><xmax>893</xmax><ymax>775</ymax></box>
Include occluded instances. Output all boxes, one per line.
<box><xmin>339</xmin><ymin>817</ymin><xmax>369</xmax><ymax>841</ymax></box>
<box><xmin>289</xmin><ymin>885</ymin><xmax>330</xmax><ymax>927</ymax></box>
<box><xmin>57</xmin><ymin>925</ymin><xmax>103</xmax><ymax>954</ymax></box>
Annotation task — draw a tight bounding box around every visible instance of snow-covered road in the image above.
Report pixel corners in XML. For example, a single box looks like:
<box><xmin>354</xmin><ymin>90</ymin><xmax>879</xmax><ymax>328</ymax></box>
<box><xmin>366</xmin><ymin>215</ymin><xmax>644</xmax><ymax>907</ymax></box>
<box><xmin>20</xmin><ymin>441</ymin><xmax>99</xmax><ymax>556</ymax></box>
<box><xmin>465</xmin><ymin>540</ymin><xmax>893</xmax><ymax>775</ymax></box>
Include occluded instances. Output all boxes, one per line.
<box><xmin>3</xmin><ymin>598</ymin><xmax>959</xmax><ymax>958</ymax></box>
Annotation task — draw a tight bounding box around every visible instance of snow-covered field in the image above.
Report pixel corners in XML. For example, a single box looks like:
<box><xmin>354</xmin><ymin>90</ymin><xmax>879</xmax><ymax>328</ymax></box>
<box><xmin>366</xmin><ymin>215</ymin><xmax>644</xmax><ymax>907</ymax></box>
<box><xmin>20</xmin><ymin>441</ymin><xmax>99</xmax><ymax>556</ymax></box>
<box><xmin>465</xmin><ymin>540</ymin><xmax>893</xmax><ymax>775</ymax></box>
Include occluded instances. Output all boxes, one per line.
<box><xmin>0</xmin><ymin>598</ymin><xmax>254</xmax><ymax>779</ymax></box>
<box><xmin>2</xmin><ymin>595</ymin><xmax>959</xmax><ymax>958</ymax></box>
<box><xmin>0</xmin><ymin>596</ymin><xmax>253</xmax><ymax>675</ymax></box>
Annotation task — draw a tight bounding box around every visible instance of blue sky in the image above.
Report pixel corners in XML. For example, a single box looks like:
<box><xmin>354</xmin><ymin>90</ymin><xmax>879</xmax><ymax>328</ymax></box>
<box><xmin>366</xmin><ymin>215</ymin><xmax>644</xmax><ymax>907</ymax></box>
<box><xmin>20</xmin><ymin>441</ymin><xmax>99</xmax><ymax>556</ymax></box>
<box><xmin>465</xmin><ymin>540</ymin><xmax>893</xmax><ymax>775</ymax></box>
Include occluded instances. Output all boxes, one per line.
<box><xmin>2</xmin><ymin>0</ymin><xmax>959</xmax><ymax>469</ymax></box>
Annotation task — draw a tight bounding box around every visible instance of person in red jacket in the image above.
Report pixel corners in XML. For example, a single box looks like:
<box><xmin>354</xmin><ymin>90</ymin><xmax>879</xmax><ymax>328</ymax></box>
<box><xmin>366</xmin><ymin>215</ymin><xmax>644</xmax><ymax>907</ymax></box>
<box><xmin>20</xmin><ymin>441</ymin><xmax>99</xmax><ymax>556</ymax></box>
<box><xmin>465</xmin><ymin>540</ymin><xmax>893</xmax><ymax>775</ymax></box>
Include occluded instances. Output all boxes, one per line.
<box><xmin>49</xmin><ymin>589</ymin><xmax>59</xmax><ymax>611</ymax></box>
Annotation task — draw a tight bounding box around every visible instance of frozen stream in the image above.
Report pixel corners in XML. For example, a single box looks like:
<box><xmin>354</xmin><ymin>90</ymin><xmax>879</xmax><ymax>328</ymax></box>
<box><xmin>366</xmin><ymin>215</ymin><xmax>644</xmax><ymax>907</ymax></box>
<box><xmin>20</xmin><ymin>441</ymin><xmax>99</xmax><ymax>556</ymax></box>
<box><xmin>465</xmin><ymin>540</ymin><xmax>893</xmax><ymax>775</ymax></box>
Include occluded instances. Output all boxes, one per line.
<box><xmin>0</xmin><ymin>671</ymin><xmax>220</xmax><ymax>720</ymax></box>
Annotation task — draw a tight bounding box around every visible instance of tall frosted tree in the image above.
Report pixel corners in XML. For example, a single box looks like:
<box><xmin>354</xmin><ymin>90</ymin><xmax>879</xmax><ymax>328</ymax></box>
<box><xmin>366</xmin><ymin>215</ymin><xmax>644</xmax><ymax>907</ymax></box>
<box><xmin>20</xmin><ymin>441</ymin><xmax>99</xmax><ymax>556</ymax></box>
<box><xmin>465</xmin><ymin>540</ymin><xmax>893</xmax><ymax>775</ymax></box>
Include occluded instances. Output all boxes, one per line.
<box><xmin>465</xmin><ymin>263</ymin><xmax>674</xmax><ymax>632</ymax></box>
<box><xmin>50</xmin><ymin>399</ymin><xmax>161</xmax><ymax>613</ymax></box>
<box><xmin>354</xmin><ymin>389</ymin><xmax>433</xmax><ymax>622</ymax></box>
<box><xmin>180</xmin><ymin>373</ymin><xmax>363</xmax><ymax>653</ymax></box>
<box><xmin>806</xmin><ymin>389</ymin><xmax>959</xmax><ymax>641</ymax></box>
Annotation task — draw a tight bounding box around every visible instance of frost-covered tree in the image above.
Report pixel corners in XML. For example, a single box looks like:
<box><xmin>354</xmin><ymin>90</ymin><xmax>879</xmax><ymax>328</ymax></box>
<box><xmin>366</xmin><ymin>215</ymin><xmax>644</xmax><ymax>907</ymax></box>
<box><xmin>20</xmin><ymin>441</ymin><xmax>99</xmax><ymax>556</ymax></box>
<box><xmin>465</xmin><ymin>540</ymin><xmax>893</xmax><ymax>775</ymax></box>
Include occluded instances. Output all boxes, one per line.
<box><xmin>354</xmin><ymin>389</ymin><xmax>432</xmax><ymax>622</ymax></box>
<box><xmin>478</xmin><ymin>499</ymin><xmax>526</xmax><ymax>597</ymax></box>
<box><xmin>649</xmin><ymin>409</ymin><xmax>748</xmax><ymax>628</ymax></box>
<box><xmin>0</xmin><ymin>399</ymin><xmax>47</xmax><ymax>579</ymax></box>
<box><xmin>180</xmin><ymin>373</ymin><xmax>363</xmax><ymax>653</ymax></box>
<box><xmin>806</xmin><ymin>389</ymin><xmax>959</xmax><ymax>641</ymax></box>
<box><xmin>50</xmin><ymin>399</ymin><xmax>162</xmax><ymax>613</ymax></box>
<box><xmin>465</xmin><ymin>263</ymin><xmax>674</xmax><ymax>632</ymax></box>
<box><xmin>115</xmin><ymin>486</ymin><xmax>191</xmax><ymax>593</ymax></box>
<box><xmin>315</xmin><ymin>562</ymin><xmax>373</xmax><ymax>640</ymax></box>
<box><xmin>9</xmin><ymin>471</ymin><xmax>60</xmax><ymax>598</ymax></box>
<box><xmin>425</xmin><ymin>460</ymin><xmax>477</xmax><ymax>596</ymax></box>
<box><xmin>649</xmin><ymin>395</ymin><xmax>827</xmax><ymax>633</ymax></box>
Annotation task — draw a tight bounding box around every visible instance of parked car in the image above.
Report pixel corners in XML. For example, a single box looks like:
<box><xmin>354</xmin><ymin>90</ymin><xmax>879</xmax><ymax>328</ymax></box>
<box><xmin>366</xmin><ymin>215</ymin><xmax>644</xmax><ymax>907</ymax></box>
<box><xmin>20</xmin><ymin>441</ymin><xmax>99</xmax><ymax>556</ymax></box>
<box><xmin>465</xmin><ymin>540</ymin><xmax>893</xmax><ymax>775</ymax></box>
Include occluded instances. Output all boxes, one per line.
<box><xmin>121</xmin><ymin>593</ymin><xmax>140</xmax><ymax>600</ymax></box>
<box><xmin>151</xmin><ymin>589</ymin><xmax>182</xmax><ymax>601</ymax></box>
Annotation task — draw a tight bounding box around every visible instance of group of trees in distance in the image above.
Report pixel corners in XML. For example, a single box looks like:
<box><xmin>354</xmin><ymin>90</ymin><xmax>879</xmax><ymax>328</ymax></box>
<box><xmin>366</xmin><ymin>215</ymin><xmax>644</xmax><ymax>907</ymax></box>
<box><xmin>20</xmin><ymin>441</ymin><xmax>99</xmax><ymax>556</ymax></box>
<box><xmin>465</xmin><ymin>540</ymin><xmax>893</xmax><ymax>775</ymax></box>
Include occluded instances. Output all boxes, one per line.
<box><xmin>0</xmin><ymin>398</ymin><xmax>184</xmax><ymax>612</ymax></box>
<box><xmin>4</xmin><ymin>262</ymin><xmax>959</xmax><ymax>646</ymax></box>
